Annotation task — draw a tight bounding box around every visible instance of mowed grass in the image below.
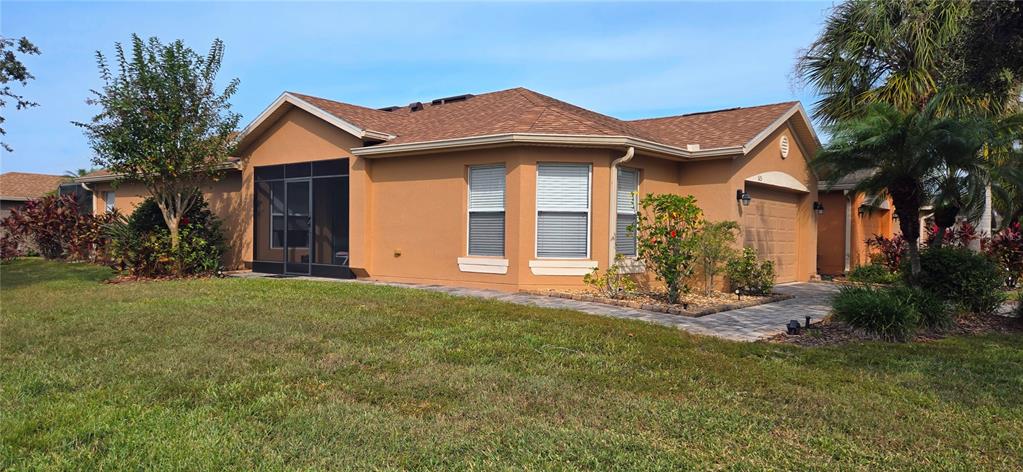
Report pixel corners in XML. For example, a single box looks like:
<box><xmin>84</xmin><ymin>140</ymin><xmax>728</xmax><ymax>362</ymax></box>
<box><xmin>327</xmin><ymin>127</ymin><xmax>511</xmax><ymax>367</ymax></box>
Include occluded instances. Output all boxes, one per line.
<box><xmin>1</xmin><ymin>259</ymin><xmax>1021</xmax><ymax>470</ymax></box>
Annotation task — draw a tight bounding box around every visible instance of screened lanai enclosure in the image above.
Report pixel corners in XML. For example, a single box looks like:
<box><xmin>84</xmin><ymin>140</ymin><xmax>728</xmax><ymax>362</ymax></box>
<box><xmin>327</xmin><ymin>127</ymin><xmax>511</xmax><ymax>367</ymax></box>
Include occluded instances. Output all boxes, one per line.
<box><xmin>253</xmin><ymin>158</ymin><xmax>353</xmax><ymax>278</ymax></box>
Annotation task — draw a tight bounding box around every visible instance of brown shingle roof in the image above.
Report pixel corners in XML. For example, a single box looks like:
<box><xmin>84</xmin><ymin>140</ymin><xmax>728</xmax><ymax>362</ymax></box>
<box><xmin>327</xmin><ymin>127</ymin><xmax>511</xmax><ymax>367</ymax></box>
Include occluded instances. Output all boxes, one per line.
<box><xmin>292</xmin><ymin>87</ymin><xmax>682</xmax><ymax>147</ymax></box>
<box><xmin>0</xmin><ymin>172</ymin><xmax>68</xmax><ymax>200</ymax></box>
<box><xmin>628</xmin><ymin>102</ymin><xmax>799</xmax><ymax>150</ymax></box>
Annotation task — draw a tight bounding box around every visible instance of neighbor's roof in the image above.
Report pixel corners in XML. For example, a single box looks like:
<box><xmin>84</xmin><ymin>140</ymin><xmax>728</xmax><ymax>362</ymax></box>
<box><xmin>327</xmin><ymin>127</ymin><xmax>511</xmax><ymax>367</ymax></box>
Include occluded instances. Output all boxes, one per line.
<box><xmin>237</xmin><ymin>87</ymin><xmax>819</xmax><ymax>159</ymax></box>
<box><xmin>0</xmin><ymin>172</ymin><xmax>68</xmax><ymax>201</ymax></box>
<box><xmin>75</xmin><ymin>157</ymin><xmax>243</xmax><ymax>184</ymax></box>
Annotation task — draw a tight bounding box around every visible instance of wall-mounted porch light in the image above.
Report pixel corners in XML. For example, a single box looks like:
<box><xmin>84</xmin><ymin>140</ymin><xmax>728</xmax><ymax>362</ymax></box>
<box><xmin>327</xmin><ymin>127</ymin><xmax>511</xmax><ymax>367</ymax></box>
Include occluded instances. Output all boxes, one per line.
<box><xmin>813</xmin><ymin>201</ymin><xmax>824</xmax><ymax>215</ymax></box>
<box><xmin>857</xmin><ymin>207</ymin><xmax>865</xmax><ymax>217</ymax></box>
<box><xmin>736</xmin><ymin>189</ymin><xmax>751</xmax><ymax>206</ymax></box>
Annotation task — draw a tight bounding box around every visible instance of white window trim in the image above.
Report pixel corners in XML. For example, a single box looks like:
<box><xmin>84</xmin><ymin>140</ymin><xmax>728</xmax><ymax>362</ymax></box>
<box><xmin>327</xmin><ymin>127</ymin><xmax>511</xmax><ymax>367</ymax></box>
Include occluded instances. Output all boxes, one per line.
<box><xmin>104</xmin><ymin>191</ymin><xmax>115</xmax><ymax>213</ymax></box>
<box><xmin>535</xmin><ymin>163</ymin><xmax>592</xmax><ymax>260</ymax></box>
<box><xmin>466</xmin><ymin>164</ymin><xmax>506</xmax><ymax>258</ymax></box>
<box><xmin>528</xmin><ymin>259</ymin><xmax>598</xmax><ymax>276</ymax></box>
<box><xmin>615</xmin><ymin>167</ymin><xmax>639</xmax><ymax>258</ymax></box>
<box><xmin>458</xmin><ymin>257</ymin><xmax>509</xmax><ymax>274</ymax></box>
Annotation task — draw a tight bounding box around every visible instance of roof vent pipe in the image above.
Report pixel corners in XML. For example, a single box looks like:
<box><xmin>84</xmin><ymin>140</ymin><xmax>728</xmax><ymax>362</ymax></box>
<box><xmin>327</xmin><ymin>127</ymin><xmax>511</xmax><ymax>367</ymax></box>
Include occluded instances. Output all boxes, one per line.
<box><xmin>409</xmin><ymin>102</ymin><xmax>424</xmax><ymax>112</ymax></box>
<box><xmin>609</xmin><ymin>146</ymin><xmax>636</xmax><ymax>266</ymax></box>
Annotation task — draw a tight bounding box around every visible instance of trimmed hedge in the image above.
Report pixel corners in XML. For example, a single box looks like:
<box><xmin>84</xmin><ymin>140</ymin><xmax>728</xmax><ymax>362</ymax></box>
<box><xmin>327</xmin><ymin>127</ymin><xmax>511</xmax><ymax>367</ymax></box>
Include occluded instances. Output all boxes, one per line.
<box><xmin>907</xmin><ymin>247</ymin><xmax>1005</xmax><ymax>315</ymax></box>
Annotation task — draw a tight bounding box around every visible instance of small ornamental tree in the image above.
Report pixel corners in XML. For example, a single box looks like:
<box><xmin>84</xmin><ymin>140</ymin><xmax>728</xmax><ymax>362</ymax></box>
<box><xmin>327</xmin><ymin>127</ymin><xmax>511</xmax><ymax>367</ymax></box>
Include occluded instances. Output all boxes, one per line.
<box><xmin>693</xmin><ymin>220</ymin><xmax>740</xmax><ymax>295</ymax></box>
<box><xmin>75</xmin><ymin>35</ymin><xmax>240</xmax><ymax>272</ymax></box>
<box><xmin>631</xmin><ymin>193</ymin><xmax>703</xmax><ymax>304</ymax></box>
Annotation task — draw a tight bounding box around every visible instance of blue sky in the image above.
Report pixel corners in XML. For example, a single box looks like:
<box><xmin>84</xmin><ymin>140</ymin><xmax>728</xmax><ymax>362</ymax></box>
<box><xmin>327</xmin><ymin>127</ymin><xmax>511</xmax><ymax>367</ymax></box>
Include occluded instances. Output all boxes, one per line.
<box><xmin>1</xmin><ymin>1</ymin><xmax>832</xmax><ymax>174</ymax></box>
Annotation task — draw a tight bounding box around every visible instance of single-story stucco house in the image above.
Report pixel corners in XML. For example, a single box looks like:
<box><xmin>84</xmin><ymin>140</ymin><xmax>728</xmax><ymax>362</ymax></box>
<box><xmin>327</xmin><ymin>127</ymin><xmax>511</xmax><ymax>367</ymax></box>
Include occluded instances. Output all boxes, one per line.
<box><xmin>76</xmin><ymin>87</ymin><xmax>823</xmax><ymax>291</ymax></box>
<box><xmin>0</xmin><ymin>172</ymin><xmax>69</xmax><ymax>219</ymax></box>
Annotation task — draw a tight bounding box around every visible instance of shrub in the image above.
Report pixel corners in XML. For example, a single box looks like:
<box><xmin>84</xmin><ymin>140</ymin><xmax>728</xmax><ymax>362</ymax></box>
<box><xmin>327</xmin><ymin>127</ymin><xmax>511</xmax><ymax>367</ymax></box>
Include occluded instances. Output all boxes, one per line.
<box><xmin>105</xmin><ymin>196</ymin><xmax>224</xmax><ymax>277</ymax></box>
<box><xmin>891</xmin><ymin>284</ymin><xmax>952</xmax><ymax>330</ymax></box>
<box><xmin>908</xmin><ymin>247</ymin><xmax>1005</xmax><ymax>315</ymax></box>
<box><xmin>984</xmin><ymin>222</ymin><xmax>1022</xmax><ymax>282</ymax></box>
<box><xmin>632</xmin><ymin>193</ymin><xmax>703</xmax><ymax>304</ymax></box>
<box><xmin>832</xmin><ymin>285</ymin><xmax>919</xmax><ymax>341</ymax></box>
<box><xmin>923</xmin><ymin>222</ymin><xmax>978</xmax><ymax>249</ymax></box>
<box><xmin>865</xmin><ymin>234</ymin><xmax>906</xmax><ymax>272</ymax></box>
<box><xmin>725</xmin><ymin>247</ymin><xmax>775</xmax><ymax>295</ymax></box>
<box><xmin>583</xmin><ymin>254</ymin><xmax>636</xmax><ymax>300</ymax></box>
<box><xmin>848</xmin><ymin>263</ymin><xmax>899</xmax><ymax>285</ymax></box>
<box><xmin>693</xmin><ymin>220</ymin><xmax>740</xmax><ymax>294</ymax></box>
<box><xmin>0</xmin><ymin>194</ymin><xmax>113</xmax><ymax>261</ymax></box>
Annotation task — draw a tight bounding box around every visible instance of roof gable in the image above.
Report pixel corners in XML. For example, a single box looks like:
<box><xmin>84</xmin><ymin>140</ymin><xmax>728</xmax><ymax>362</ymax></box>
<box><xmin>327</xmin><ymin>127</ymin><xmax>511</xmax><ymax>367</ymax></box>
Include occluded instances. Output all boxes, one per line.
<box><xmin>234</xmin><ymin>87</ymin><xmax>817</xmax><ymax>159</ymax></box>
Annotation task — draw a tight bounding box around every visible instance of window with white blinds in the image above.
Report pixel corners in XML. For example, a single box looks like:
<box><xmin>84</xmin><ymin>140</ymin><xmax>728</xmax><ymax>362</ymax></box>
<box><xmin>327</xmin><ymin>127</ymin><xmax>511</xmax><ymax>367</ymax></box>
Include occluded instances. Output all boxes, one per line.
<box><xmin>536</xmin><ymin>163</ymin><xmax>590</xmax><ymax>258</ymax></box>
<box><xmin>468</xmin><ymin>165</ymin><xmax>505</xmax><ymax>257</ymax></box>
<box><xmin>616</xmin><ymin>168</ymin><xmax>639</xmax><ymax>256</ymax></box>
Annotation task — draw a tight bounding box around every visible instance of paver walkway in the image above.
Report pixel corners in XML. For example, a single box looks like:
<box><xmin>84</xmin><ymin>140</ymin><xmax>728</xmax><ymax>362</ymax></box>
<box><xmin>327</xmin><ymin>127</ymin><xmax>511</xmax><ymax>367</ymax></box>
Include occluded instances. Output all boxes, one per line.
<box><xmin>229</xmin><ymin>272</ymin><xmax>838</xmax><ymax>342</ymax></box>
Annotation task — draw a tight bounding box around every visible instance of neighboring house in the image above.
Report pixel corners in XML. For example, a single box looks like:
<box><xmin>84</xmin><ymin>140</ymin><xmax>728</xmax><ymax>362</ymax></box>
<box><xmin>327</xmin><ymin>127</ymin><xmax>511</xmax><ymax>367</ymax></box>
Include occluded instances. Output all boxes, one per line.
<box><xmin>78</xmin><ymin>87</ymin><xmax>821</xmax><ymax>290</ymax></box>
<box><xmin>816</xmin><ymin>172</ymin><xmax>897</xmax><ymax>275</ymax></box>
<box><xmin>0</xmin><ymin>172</ymin><xmax>68</xmax><ymax>218</ymax></box>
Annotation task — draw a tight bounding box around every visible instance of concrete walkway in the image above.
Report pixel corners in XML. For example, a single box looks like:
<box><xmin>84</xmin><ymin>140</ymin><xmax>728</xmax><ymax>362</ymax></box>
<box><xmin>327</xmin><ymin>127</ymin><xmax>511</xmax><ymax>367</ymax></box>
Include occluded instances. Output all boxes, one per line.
<box><xmin>229</xmin><ymin>272</ymin><xmax>838</xmax><ymax>342</ymax></box>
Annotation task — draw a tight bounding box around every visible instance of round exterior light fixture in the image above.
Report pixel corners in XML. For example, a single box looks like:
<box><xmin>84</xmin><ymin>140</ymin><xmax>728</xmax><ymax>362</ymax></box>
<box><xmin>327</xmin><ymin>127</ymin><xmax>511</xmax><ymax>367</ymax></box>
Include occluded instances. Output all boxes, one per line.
<box><xmin>780</xmin><ymin>136</ymin><xmax>790</xmax><ymax>159</ymax></box>
<box><xmin>736</xmin><ymin>189</ymin><xmax>751</xmax><ymax>206</ymax></box>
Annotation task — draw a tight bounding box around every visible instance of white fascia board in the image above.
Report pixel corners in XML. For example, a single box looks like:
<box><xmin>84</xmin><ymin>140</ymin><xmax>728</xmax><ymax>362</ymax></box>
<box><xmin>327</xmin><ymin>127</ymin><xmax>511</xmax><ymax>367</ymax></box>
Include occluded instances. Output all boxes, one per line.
<box><xmin>73</xmin><ymin>161</ymin><xmax>242</xmax><ymax>184</ymax></box>
<box><xmin>742</xmin><ymin>103</ymin><xmax>821</xmax><ymax>154</ymax></box>
<box><xmin>235</xmin><ymin>93</ymin><xmax>395</xmax><ymax>148</ymax></box>
<box><xmin>351</xmin><ymin>133</ymin><xmax>743</xmax><ymax>159</ymax></box>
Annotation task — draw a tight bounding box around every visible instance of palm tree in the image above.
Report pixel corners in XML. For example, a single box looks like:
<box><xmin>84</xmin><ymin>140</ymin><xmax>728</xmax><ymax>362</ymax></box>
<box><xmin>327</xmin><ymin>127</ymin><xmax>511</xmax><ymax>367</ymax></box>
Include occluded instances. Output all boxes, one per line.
<box><xmin>815</xmin><ymin>100</ymin><xmax>992</xmax><ymax>278</ymax></box>
<box><xmin>64</xmin><ymin>167</ymin><xmax>98</xmax><ymax>179</ymax></box>
<box><xmin>796</xmin><ymin>0</ymin><xmax>971</xmax><ymax>126</ymax></box>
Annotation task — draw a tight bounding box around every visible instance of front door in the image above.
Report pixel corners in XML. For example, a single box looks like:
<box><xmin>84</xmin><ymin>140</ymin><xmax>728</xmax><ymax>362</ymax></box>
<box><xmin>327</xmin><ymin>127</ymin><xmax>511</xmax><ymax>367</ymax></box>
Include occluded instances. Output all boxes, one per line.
<box><xmin>285</xmin><ymin>179</ymin><xmax>311</xmax><ymax>274</ymax></box>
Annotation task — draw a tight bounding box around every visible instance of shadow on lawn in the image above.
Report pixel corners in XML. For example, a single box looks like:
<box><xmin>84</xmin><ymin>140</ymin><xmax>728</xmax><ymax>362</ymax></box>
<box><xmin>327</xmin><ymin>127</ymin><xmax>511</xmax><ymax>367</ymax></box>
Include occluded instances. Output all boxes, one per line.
<box><xmin>0</xmin><ymin>258</ymin><xmax>113</xmax><ymax>290</ymax></box>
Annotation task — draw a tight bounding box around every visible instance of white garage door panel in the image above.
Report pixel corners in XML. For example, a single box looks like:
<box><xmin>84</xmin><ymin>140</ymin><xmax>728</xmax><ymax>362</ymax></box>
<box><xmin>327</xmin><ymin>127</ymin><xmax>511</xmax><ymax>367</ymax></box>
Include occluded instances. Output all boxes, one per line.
<box><xmin>742</xmin><ymin>186</ymin><xmax>799</xmax><ymax>283</ymax></box>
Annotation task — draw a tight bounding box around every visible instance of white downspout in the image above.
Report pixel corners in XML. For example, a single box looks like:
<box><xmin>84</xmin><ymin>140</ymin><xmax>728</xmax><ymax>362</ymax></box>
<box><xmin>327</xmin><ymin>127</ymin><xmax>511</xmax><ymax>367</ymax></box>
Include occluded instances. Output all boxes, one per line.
<box><xmin>609</xmin><ymin>146</ymin><xmax>635</xmax><ymax>266</ymax></box>
<box><xmin>844</xmin><ymin>190</ymin><xmax>852</xmax><ymax>273</ymax></box>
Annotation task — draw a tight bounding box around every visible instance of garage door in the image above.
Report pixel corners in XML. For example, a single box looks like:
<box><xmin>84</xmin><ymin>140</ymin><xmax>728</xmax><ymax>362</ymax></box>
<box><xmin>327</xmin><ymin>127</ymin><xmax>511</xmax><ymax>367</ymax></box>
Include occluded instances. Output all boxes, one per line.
<box><xmin>742</xmin><ymin>186</ymin><xmax>799</xmax><ymax>283</ymax></box>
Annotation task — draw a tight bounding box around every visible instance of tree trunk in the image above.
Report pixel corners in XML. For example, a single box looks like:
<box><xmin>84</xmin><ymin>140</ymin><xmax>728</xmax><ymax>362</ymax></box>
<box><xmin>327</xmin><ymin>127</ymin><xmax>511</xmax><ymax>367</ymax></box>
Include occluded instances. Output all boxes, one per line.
<box><xmin>889</xmin><ymin>178</ymin><xmax>924</xmax><ymax>281</ymax></box>
<box><xmin>932</xmin><ymin>206</ymin><xmax>959</xmax><ymax>250</ymax></box>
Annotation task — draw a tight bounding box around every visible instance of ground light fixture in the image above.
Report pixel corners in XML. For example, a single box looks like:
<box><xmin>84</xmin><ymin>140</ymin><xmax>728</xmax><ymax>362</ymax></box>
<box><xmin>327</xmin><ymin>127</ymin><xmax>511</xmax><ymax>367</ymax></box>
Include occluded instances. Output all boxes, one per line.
<box><xmin>813</xmin><ymin>201</ymin><xmax>824</xmax><ymax>215</ymax></box>
<box><xmin>1007</xmin><ymin>275</ymin><xmax>1017</xmax><ymax>289</ymax></box>
<box><xmin>786</xmin><ymin>320</ymin><xmax>801</xmax><ymax>335</ymax></box>
<box><xmin>805</xmin><ymin>316</ymin><xmax>812</xmax><ymax>328</ymax></box>
<box><xmin>736</xmin><ymin>189</ymin><xmax>751</xmax><ymax>206</ymax></box>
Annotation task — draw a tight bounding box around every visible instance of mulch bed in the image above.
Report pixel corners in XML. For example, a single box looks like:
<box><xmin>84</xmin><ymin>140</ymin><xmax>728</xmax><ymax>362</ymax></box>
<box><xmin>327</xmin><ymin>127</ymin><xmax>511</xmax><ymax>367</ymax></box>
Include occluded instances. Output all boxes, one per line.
<box><xmin>768</xmin><ymin>311</ymin><xmax>1023</xmax><ymax>347</ymax></box>
<box><xmin>519</xmin><ymin>288</ymin><xmax>790</xmax><ymax>318</ymax></box>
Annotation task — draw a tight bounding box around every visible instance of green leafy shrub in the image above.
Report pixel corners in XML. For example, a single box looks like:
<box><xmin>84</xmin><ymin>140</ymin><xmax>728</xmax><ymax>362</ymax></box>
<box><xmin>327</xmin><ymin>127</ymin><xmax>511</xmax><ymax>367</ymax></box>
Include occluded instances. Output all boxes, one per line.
<box><xmin>105</xmin><ymin>196</ymin><xmax>224</xmax><ymax>277</ymax></box>
<box><xmin>725</xmin><ymin>247</ymin><xmax>776</xmax><ymax>295</ymax></box>
<box><xmin>693</xmin><ymin>220</ymin><xmax>740</xmax><ymax>294</ymax></box>
<box><xmin>583</xmin><ymin>254</ymin><xmax>636</xmax><ymax>300</ymax></box>
<box><xmin>907</xmin><ymin>247</ymin><xmax>1005</xmax><ymax>315</ymax></box>
<box><xmin>632</xmin><ymin>193</ymin><xmax>703</xmax><ymax>304</ymax></box>
<box><xmin>848</xmin><ymin>263</ymin><xmax>899</xmax><ymax>284</ymax></box>
<box><xmin>832</xmin><ymin>285</ymin><xmax>919</xmax><ymax>341</ymax></box>
<box><xmin>890</xmin><ymin>284</ymin><xmax>952</xmax><ymax>330</ymax></box>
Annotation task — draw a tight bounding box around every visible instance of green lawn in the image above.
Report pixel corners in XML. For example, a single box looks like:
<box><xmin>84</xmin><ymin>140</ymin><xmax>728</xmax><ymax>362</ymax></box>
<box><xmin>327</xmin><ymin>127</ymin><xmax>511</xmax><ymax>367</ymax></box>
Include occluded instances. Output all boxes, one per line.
<box><xmin>2</xmin><ymin>259</ymin><xmax>1021</xmax><ymax>470</ymax></box>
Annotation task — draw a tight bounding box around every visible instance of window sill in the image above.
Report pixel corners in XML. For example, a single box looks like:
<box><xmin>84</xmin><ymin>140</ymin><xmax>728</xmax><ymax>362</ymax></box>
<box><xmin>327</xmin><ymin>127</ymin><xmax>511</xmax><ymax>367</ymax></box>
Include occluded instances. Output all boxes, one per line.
<box><xmin>528</xmin><ymin>259</ymin><xmax>598</xmax><ymax>276</ymax></box>
<box><xmin>458</xmin><ymin>257</ymin><xmax>509</xmax><ymax>274</ymax></box>
<box><xmin>615</xmin><ymin>256</ymin><xmax>645</xmax><ymax>274</ymax></box>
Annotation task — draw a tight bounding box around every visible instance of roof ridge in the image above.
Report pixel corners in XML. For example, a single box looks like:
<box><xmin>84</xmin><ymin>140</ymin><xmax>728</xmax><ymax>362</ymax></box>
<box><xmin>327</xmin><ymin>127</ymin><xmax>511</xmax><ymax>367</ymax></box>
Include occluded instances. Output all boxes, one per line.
<box><xmin>287</xmin><ymin>91</ymin><xmax>407</xmax><ymax>119</ymax></box>
<box><xmin>630</xmin><ymin>101</ymin><xmax>799</xmax><ymax>123</ymax></box>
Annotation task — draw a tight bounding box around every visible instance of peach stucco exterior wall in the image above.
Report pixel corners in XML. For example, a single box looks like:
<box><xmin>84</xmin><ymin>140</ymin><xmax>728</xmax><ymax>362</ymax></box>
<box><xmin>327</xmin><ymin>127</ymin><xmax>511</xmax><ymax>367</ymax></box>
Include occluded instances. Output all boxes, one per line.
<box><xmin>816</xmin><ymin>191</ymin><xmax>848</xmax><ymax>275</ymax></box>
<box><xmin>677</xmin><ymin>124</ymin><xmax>819</xmax><ymax>282</ymax></box>
<box><xmin>89</xmin><ymin>173</ymin><xmax>246</xmax><ymax>269</ymax></box>
<box><xmin>816</xmin><ymin>190</ymin><xmax>895</xmax><ymax>275</ymax></box>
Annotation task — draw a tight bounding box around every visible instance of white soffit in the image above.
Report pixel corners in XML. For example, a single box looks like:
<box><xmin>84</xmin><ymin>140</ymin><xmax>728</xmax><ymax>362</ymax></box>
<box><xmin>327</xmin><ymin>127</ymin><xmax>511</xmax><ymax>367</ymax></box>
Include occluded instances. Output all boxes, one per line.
<box><xmin>745</xmin><ymin>171</ymin><xmax>810</xmax><ymax>193</ymax></box>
